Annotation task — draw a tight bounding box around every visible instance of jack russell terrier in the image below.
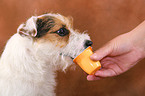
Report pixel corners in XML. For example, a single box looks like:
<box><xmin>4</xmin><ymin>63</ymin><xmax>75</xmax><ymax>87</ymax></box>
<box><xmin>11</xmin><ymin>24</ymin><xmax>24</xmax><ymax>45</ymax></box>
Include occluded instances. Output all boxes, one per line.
<box><xmin>0</xmin><ymin>13</ymin><xmax>93</xmax><ymax>96</ymax></box>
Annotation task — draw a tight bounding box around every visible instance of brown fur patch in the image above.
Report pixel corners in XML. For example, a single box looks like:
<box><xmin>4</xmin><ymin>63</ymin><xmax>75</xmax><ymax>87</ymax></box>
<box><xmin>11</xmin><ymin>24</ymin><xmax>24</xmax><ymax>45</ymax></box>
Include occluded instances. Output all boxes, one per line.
<box><xmin>35</xmin><ymin>15</ymin><xmax>70</xmax><ymax>48</ymax></box>
<box><xmin>36</xmin><ymin>16</ymin><xmax>55</xmax><ymax>38</ymax></box>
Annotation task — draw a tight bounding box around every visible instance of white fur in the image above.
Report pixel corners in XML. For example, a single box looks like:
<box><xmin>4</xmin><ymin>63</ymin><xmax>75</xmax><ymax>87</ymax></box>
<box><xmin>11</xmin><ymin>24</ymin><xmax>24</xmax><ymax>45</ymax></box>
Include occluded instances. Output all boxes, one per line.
<box><xmin>0</xmin><ymin>13</ymin><xmax>90</xmax><ymax>96</ymax></box>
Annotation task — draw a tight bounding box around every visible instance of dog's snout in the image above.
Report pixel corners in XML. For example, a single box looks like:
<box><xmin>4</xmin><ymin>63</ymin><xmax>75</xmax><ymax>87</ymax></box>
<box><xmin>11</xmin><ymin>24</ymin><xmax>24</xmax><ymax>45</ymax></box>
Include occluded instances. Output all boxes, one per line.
<box><xmin>84</xmin><ymin>40</ymin><xmax>93</xmax><ymax>48</ymax></box>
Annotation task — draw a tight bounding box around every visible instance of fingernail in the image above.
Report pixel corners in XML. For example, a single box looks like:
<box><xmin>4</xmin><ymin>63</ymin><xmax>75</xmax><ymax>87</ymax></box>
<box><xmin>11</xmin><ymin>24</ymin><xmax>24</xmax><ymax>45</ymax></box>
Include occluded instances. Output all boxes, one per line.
<box><xmin>87</xmin><ymin>75</ymin><xmax>101</xmax><ymax>81</ymax></box>
<box><xmin>90</xmin><ymin>53</ymin><xmax>97</xmax><ymax>59</ymax></box>
<box><xmin>87</xmin><ymin>75</ymin><xmax>95</xmax><ymax>81</ymax></box>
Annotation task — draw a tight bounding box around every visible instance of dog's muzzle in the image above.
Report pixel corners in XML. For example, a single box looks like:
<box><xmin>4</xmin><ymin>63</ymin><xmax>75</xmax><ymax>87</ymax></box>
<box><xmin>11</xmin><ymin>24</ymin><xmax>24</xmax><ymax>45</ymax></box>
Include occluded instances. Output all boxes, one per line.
<box><xmin>59</xmin><ymin>40</ymin><xmax>93</xmax><ymax>60</ymax></box>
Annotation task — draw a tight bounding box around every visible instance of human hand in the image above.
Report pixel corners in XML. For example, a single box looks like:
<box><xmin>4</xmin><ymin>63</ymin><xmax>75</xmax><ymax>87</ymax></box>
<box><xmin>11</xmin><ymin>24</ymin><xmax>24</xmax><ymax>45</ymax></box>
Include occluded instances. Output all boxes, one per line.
<box><xmin>87</xmin><ymin>30</ymin><xmax>145</xmax><ymax>81</ymax></box>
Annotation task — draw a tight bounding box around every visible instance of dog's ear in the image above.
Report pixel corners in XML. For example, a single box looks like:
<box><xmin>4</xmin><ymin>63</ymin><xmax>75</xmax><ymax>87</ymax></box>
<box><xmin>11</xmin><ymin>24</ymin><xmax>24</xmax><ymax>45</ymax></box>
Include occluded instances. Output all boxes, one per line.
<box><xmin>66</xmin><ymin>16</ymin><xmax>73</xmax><ymax>28</ymax></box>
<box><xmin>17</xmin><ymin>16</ymin><xmax>38</xmax><ymax>37</ymax></box>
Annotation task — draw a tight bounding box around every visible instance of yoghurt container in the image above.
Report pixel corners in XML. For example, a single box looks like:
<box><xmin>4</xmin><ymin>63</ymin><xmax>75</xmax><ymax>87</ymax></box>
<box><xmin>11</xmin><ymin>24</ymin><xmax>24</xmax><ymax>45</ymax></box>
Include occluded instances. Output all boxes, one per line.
<box><xmin>73</xmin><ymin>46</ymin><xmax>101</xmax><ymax>75</ymax></box>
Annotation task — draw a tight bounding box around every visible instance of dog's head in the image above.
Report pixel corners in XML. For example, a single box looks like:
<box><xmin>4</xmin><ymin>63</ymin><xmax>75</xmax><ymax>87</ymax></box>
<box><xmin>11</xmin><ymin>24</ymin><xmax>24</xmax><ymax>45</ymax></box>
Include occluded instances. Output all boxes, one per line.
<box><xmin>17</xmin><ymin>13</ymin><xmax>92</xmax><ymax>70</ymax></box>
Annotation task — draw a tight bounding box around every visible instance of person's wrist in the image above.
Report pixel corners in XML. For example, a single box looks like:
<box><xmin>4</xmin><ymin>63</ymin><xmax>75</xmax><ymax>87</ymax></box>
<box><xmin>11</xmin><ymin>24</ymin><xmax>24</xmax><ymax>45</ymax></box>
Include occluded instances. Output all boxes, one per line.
<box><xmin>129</xmin><ymin>30</ymin><xmax>145</xmax><ymax>59</ymax></box>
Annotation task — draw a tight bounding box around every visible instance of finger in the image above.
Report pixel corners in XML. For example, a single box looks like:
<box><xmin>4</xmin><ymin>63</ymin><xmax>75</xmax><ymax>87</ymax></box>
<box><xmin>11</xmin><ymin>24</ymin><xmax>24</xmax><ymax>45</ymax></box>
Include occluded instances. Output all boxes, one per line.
<box><xmin>87</xmin><ymin>75</ymin><xmax>102</xmax><ymax>81</ymax></box>
<box><xmin>90</xmin><ymin>43</ymin><xmax>112</xmax><ymax>61</ymax></box>
<box><xmin>94</xmin><ymin>68</ymin><xmax>117</xmax><ymax>77</ymax></box>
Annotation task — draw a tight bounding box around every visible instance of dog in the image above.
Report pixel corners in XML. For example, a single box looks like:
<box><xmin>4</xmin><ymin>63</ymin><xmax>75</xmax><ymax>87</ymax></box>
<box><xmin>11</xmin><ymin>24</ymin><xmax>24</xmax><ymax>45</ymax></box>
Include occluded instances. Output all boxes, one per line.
<box><xmin>0</xmin><ymin>13</ymin><xmax>92</xmax><ymax>96</ymax></box>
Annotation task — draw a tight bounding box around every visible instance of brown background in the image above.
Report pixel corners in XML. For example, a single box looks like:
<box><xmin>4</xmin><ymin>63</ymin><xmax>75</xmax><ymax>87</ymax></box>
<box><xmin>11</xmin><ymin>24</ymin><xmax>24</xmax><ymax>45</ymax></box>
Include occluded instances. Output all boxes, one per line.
<box><xmin>0</xmin><ymin>0</ymin><xmax>145</xmax><ymax>96</ymax></box>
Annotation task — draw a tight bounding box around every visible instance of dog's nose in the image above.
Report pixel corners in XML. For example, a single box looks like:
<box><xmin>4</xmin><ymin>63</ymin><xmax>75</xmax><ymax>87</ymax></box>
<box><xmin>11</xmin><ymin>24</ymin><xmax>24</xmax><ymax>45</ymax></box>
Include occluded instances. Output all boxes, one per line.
<box><xmin>84</xmin><ymin>40</ymin><xmax>93</xmax><ymax>48</ymax></box>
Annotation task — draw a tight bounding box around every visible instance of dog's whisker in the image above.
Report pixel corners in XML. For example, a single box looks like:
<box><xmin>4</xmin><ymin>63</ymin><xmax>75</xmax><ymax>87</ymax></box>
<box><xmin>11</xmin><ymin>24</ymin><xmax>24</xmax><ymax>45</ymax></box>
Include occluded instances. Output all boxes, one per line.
<box><xmin>60</xmin><ymin>54</ymin><xmax>68</xmax><ymax>72</ymax></box>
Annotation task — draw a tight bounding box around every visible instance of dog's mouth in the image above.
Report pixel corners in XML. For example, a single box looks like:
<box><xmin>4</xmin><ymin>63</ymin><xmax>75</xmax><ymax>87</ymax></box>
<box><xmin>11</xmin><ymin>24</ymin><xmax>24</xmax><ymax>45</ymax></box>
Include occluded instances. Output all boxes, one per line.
<box><xmin>60</xmin><ymin>53</ymin><xmax>74</xmax><ymax>60</ymax></box>
<box><xmin>59</xmin><ymin>47</ymin><xmax>87</xmax><ymax>61</ymax></box>
<box><xmin>70</xmin><ymin>57</ymin><xmax>74</xmax><ymax>60</ymax></box>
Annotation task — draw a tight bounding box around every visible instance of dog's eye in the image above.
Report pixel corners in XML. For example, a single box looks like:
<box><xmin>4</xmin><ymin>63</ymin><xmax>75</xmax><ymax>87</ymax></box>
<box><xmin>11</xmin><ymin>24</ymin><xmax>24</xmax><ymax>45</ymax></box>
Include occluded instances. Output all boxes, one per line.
<box><xmin>56</xmin><ymin>28</ymin><xmax>69</xmax><ymax>36</ymax></box>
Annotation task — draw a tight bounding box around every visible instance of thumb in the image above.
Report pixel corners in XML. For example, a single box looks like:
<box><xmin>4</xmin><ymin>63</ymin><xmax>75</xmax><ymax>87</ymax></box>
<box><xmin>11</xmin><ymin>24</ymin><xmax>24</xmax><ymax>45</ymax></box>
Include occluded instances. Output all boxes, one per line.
<box><xmin>90</xmin><ymin>43</ymin><xmax>113</xmax><ymax>61</ymax></box>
